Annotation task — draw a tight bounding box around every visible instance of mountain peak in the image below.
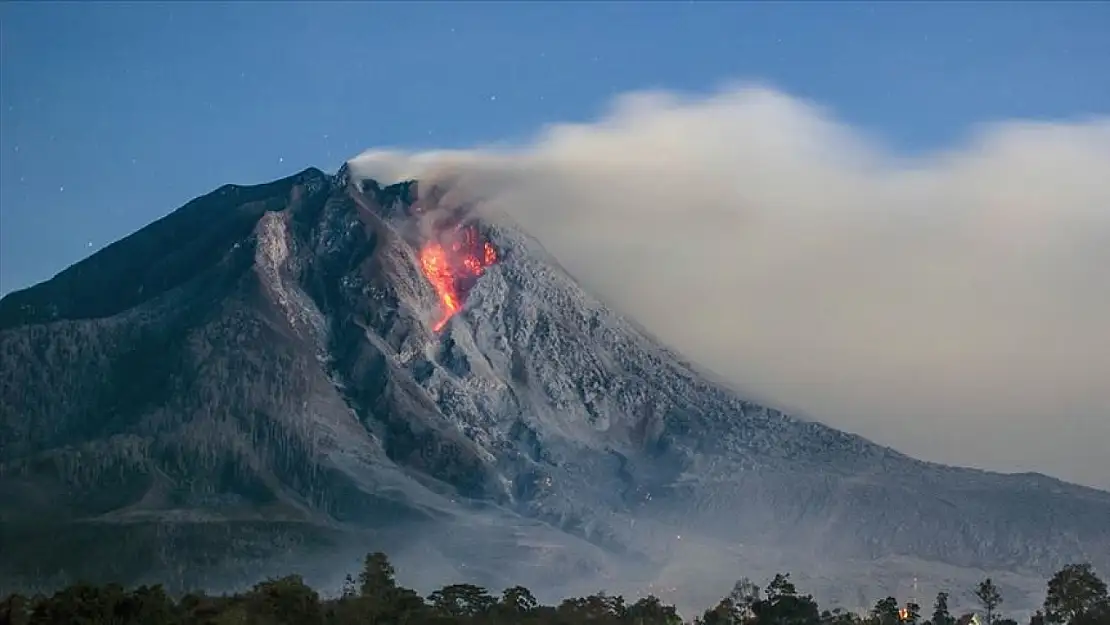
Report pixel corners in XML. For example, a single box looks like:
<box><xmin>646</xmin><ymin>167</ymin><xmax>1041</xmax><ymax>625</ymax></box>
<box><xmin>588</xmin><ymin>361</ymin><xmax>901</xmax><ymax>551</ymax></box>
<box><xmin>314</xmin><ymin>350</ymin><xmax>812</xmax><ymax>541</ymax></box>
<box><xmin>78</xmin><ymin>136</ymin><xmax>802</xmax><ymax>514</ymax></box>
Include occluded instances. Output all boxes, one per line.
<box><xmin>332</xmin><ymin>162</ymin><xmax>352</xmax><ymax>190</ymax></box>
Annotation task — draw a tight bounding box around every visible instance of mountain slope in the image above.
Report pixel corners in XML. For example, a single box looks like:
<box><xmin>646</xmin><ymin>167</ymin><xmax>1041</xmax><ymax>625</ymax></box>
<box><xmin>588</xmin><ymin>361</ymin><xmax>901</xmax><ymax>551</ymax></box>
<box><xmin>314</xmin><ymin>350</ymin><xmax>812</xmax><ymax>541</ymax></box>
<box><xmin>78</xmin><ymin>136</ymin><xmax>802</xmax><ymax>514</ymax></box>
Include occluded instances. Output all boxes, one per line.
<box><xmin>1</xmin><ymin>165</ymin><xmax>1106</xmax><ymax>613</ymax></box>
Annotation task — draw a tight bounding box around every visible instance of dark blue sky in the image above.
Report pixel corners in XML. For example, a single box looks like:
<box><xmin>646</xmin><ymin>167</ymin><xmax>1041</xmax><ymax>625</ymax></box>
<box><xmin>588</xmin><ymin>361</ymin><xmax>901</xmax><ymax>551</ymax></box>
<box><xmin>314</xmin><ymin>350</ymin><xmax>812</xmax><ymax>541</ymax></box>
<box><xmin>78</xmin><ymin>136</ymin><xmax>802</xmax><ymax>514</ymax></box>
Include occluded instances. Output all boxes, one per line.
<box><xmin>1</xmin><ymin>1</ymin><xmax>1107</xmax><ymax>294</ymax></box>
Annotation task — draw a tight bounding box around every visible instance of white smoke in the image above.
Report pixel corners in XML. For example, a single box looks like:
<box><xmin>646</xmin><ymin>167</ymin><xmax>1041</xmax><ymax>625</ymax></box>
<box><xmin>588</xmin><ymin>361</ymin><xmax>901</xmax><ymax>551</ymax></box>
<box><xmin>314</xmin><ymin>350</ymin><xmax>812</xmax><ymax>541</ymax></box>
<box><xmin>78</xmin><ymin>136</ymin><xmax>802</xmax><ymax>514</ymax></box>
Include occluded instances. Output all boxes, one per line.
<box><xmin>349</xmin><ymin>82</ymin><xmax>1110</xmax><ymax>491</ymax></box>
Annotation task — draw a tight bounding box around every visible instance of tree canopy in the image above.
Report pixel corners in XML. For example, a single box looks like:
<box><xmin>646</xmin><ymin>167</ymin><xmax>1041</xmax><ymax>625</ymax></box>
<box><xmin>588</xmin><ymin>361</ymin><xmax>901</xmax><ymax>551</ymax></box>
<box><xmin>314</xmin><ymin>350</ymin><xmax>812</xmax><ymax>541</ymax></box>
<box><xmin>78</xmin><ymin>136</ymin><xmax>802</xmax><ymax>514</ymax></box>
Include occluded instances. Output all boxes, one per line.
<box><xmin>0</xmin><ymin>554</ymin><xmax>1106</xmax><ymax>625</ymax></box>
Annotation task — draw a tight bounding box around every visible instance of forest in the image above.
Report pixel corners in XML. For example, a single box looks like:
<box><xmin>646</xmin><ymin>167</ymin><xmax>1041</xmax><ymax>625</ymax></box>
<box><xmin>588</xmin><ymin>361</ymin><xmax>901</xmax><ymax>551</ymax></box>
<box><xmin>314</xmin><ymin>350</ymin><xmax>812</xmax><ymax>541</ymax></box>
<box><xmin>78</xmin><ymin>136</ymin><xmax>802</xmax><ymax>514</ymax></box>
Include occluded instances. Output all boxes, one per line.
<box><xmin>1</xmin><ymin>554</ymin><xmax>1107</xmax><ymax>625</ymax></box>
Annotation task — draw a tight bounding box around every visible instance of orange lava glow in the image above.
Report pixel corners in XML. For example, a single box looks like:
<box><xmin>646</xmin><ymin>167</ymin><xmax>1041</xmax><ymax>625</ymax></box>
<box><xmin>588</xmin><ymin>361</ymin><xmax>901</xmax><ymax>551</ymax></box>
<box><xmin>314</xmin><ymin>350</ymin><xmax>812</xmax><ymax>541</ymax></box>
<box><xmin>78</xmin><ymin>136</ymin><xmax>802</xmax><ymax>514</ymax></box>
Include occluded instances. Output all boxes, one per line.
<box><xmin>418</xmin><ymin>226</ymin><xmax>498</xmax><ymax>332</ymax></box>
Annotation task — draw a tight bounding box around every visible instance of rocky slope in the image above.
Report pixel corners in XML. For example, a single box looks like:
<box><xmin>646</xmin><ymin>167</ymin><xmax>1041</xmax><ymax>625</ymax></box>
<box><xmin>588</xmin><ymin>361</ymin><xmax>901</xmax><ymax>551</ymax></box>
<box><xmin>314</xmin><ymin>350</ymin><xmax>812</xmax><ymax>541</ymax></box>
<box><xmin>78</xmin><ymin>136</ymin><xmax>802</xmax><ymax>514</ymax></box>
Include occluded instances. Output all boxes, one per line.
<box><xmin>1</xmin><ymin>165</ymin><xmax>1106</xmax><ymax>614</ymax></box>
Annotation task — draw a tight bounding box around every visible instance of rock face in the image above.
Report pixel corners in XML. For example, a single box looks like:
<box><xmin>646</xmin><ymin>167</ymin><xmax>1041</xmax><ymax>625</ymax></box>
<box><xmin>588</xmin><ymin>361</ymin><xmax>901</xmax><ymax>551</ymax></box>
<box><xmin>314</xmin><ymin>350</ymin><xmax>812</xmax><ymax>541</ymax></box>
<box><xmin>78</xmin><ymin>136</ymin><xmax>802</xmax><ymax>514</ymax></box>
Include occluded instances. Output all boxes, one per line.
<box><xmin>1</xmin><ymin>166</ymin><xmax>1107</xmax><ymax>613</ymax></box>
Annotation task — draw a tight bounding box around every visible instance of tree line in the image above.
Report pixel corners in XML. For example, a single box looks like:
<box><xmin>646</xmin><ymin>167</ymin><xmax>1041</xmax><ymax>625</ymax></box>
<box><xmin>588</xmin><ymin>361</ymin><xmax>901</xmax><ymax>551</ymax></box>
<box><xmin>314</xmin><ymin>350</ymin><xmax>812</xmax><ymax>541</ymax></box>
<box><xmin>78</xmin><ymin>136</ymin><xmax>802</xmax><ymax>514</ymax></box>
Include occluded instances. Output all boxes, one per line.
<box><xmin>1</xmin><ymin>554</ymin><xmax>1107</xmax><ymax>625</ymax></box>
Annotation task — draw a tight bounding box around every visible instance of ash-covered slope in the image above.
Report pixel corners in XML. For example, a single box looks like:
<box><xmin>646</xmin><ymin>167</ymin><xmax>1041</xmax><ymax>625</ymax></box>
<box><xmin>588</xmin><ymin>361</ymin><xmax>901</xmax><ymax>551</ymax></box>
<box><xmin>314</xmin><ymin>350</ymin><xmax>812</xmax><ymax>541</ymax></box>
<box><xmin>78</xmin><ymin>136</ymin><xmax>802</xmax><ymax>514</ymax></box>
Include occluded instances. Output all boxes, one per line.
<box><xmin>1</xmin><ymin>165</ymin><xmax>1107</xmax><ymax>611</ymax></box>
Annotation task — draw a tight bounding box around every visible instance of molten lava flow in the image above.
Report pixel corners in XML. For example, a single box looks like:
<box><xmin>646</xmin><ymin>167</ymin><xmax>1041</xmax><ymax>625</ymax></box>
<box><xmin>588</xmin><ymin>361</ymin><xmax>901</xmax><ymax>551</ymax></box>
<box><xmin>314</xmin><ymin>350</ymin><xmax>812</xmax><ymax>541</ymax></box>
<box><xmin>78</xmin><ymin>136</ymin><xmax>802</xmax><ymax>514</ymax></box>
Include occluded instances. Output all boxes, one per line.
<box><xmin>418</xmin><ymin>225</ymin><xmax>498</xmax><ymax>332</ymax></box>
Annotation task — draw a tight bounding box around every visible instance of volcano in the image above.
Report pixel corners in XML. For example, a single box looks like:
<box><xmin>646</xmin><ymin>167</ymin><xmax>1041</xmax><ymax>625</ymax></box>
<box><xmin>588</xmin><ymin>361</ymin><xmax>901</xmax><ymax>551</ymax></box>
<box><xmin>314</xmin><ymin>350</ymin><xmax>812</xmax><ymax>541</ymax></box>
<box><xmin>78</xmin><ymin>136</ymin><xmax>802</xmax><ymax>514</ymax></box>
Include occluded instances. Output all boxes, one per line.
<box><xmin>1</xmin><ymin>165</ymin><xmax>1108</xmax><ymax>614</ymax></box>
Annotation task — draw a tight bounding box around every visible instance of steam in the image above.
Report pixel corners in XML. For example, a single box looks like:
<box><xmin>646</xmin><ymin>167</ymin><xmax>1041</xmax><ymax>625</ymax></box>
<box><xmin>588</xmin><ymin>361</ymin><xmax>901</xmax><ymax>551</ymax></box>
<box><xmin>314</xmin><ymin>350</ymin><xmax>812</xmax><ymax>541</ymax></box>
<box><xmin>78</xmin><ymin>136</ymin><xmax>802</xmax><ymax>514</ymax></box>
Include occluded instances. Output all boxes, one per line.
<box><xmin>349</xmin><ymin>82</ymin><xmax>1110</xmax><ymax>491</ymax></box>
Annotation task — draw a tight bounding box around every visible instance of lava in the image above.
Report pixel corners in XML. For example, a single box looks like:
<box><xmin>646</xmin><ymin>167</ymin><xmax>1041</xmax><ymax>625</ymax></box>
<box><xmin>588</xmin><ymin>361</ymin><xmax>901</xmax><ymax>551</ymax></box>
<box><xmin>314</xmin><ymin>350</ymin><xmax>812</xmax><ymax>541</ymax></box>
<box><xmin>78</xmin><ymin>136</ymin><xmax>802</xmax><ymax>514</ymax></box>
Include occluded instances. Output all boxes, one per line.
<box><xmin>418</xmin><ymin>225</ymin><xmax>498</xmax><ymax>332</ymax></box>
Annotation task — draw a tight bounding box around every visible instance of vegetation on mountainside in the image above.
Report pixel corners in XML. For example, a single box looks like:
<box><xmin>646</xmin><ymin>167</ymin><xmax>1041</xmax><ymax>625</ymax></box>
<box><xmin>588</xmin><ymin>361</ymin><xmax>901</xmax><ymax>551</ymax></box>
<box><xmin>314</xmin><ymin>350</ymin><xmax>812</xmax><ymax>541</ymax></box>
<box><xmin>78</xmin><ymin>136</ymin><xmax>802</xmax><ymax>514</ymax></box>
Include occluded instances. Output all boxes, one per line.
<box><xmin>1</xmin><ymin>554</ymin><xmax>1108</xmax><ymax>625</ymax></box>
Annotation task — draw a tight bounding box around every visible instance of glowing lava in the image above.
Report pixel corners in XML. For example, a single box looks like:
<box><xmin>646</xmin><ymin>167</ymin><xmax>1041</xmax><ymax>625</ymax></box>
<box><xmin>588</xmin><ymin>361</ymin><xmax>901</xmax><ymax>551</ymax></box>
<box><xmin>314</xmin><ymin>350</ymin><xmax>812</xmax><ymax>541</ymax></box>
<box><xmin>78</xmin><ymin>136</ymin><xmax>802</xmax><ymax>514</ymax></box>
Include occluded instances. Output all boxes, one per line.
<box><xmin>418</xmin><ymin>225</ymin><xmax>498</xmax><ymax>332</ymax></box>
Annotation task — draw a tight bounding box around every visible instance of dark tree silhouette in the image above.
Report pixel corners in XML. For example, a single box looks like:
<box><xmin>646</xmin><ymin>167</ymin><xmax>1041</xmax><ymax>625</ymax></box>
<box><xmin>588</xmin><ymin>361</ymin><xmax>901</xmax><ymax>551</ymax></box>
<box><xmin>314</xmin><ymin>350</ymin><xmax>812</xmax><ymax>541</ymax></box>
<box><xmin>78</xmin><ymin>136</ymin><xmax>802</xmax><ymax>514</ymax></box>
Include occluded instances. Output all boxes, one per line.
<box><xmin>904</xmin><ymin>601</ymin><xmax>922</xmax><ymax>625</ymax></box>
<box><xmin>428</xmin><ymin>584</ymin><xmax>497</xmax><ymax>619</ymax></box>
<box><xmin>730</xmin><ymin>577</ymin><xmax>761</xmax><ymax>623</ymax></box>
<box><xmin>754</xmin><ymin>573</ymin><xmax>820</xmax><ymax>625</ymax></box>
<box><xmin>500</xmin><ymin>585</ymin><xmax>538</xmax><ymax>615</ymax></box>
<box><xmin>697</xmin><ymin>596</ymin><xmax>738</xmax><ymax>625</ymax></box>
<box><xmin>932</xmin><ymin>591</ymin><xmax>954</xmax><ymax>625</ymax></box>
<box><xmin>358</xmin><ymin>551</ymin><xmax>397</xmax><ymax>600</ymax></box>
<box><xmin>976</xmin><ymin>578</ymin><xmax>1003</xmax><ymax>625</ymax></box>
<box><xmin>245</xmin><ymin>575</ymin><xmax>323</xmax><ymax>625</ymax></box>
<box><xmin>873</xmin><ymin>596</ymin><xmax>901</xmax><ymax>625</ymax></box>
<box><xmin>767</xmin><ymin>574</ymin><xmax>799</xmax><ymax>602</ymax></box>
<box><xmin>1043</xmin><ymin>563</ymin><xmax>1109</xmax><ymax>625</ymax></box>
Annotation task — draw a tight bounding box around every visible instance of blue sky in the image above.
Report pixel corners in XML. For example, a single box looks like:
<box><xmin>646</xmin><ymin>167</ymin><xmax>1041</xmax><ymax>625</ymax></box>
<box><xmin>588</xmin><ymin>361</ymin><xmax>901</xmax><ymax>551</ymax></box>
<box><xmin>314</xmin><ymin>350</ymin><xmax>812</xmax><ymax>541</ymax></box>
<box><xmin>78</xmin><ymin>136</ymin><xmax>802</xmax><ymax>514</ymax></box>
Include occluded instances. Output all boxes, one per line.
<box><xmin>1</xmin><ymin>1</ymin><xmax>1107</xmax><ymax>294</ymax></box>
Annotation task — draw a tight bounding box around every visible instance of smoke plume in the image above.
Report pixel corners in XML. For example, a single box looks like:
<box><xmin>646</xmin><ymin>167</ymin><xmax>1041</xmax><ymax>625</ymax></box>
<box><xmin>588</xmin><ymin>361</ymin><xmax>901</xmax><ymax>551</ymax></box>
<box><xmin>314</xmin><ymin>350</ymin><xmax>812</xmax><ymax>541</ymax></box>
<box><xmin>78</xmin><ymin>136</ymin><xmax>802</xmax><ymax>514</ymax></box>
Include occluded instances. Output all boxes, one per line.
<box><xmin>349</xmin><ymin>82</ymin><xmax>1110</xmax><ymax>490</ymax></box>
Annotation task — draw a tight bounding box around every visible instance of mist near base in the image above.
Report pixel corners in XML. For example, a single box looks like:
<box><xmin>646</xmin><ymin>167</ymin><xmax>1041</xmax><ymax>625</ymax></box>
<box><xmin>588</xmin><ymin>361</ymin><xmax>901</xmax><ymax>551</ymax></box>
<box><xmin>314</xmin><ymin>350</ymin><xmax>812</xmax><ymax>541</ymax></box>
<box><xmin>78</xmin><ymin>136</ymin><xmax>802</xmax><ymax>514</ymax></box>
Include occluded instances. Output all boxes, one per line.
<box><xmin>270</xmin><ymin>521</ymin><xmax>1050</xmax><ymax>619</ymax></box>
<box><xmin>349</xmin><ymin>81</ymin><xmax>1110</xmax><ymax>491</ymax></box>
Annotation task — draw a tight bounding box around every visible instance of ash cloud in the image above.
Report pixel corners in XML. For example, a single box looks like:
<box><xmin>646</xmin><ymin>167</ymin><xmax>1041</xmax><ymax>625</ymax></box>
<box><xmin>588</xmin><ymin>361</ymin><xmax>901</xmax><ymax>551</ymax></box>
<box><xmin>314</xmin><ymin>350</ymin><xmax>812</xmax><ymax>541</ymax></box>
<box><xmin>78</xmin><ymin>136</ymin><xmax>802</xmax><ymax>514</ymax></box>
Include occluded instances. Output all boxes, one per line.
<box><xmin>349</xmin><ymin>82</ymin><xmax>1110</xmax><ymax>491</ymax></box>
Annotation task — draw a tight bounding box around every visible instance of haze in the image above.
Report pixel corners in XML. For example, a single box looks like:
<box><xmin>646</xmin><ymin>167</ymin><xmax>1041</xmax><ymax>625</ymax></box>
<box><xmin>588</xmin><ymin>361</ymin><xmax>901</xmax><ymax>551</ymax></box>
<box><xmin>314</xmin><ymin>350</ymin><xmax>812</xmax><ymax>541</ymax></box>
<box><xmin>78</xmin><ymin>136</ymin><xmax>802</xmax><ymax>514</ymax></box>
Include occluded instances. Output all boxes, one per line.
<box><xmin>350</xmin><ymin>83</ymin><xmax>1110</xmax><ymax>491</ymax></box>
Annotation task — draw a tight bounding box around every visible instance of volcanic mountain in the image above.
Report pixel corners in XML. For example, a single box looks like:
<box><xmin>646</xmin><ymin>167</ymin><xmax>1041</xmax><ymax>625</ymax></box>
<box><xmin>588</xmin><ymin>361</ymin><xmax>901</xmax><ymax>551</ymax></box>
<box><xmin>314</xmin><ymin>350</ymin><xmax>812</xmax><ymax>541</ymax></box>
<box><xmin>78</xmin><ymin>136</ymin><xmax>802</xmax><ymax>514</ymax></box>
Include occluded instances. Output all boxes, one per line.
<box><xmin>0</xmin><ymin>165</ymin><xmax>1107</xmax><ymax>613</ymax></box>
